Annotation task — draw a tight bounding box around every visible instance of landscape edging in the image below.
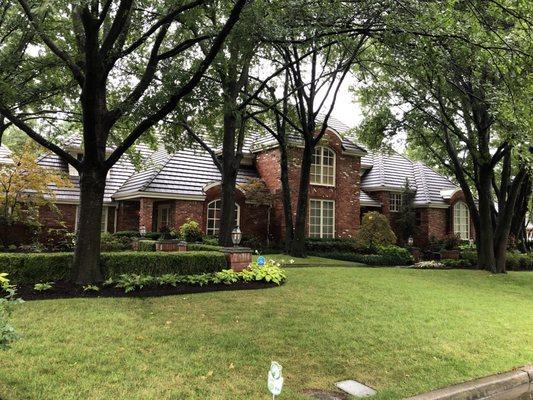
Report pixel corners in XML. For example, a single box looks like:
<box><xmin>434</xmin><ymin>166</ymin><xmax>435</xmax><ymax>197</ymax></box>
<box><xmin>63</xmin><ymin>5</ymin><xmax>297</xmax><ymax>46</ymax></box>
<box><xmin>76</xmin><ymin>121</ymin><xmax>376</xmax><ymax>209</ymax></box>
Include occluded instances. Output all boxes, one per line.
<box><xmin>406</xmin><ymin>365</ymin><xmax>533</xmax><ymax>400</ymax></box>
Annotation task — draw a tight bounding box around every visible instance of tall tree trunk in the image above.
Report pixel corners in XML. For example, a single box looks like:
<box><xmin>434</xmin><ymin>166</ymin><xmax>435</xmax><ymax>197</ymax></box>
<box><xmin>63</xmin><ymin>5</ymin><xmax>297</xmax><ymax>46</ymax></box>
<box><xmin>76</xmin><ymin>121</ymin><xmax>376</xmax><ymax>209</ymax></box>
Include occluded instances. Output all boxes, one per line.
<box><xmin>72</xmin><ymin>167</ymin><xmax>107</xmax><ymax>284</ymax></box>
<box><xmin>219</xmin><ymin>166</ymin><xmax>237</xmax><ymax>247</ymax></box>
<box><xmin>510</xmin><ymin>176</ymin><xmax>531</xmax><ymax>252</ymax></box>
<box><xmin>477</xmin><ymin>169</ymin><xmax>496</xmax><ymax>272</ymax></box>
<box><xmin>290</xmin><ymin>142</ymin><xmax>314</xmax><ymax>257</ymax></box>
<box><xmin>279</xmin><ymin>142</ymin><xmax>294</xmax><ymax>253</ymax></box>
<box><xmin>218</xmin><ymin>111</ymin><xmax>239</xmax><ymax>247</ymax></box>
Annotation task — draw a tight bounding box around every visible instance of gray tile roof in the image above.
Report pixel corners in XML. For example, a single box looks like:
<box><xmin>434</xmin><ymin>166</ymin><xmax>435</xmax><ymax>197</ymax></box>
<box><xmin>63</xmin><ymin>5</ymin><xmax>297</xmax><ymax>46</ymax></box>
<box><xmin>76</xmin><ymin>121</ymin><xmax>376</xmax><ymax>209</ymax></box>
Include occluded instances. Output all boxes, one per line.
<box><xmin>0</xmin><ymin>145</ymin><xmax>13</xmax><ymax>164</ymax></box>
<box><xmin>31</xmin><ymin>119</ymin><xmax>459</xmax><ymax>209</ymax></box>
<box><xmin>361</xmin><ymin>151</ymin><xmax>458</xmax><ymax>207</ymax></box>
<box><xmin>246</xmin><ymin>114</ymin><xmax>366</xmax><ymax>155</ymax></box>
<box><xmin>360</xmin><ymin>190</ymin><xmax>381</xmax><ymax>207</ymax></box>
<box><xmin>37</xmin><ymin>140</ymin><xmax>155</xmax><ymax>203</ymax></box>
<box><xmin>115</xmin><ymin>147</ymin><xmax>258</xmax><ymax>198</ymax></box>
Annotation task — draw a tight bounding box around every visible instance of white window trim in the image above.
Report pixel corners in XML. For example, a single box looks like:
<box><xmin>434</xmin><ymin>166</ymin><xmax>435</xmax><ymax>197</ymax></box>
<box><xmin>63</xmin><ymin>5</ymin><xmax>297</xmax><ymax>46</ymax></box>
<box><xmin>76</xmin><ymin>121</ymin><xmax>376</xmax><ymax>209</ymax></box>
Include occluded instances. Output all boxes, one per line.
<box><xmin>453</xmin><ymin>201</ymin><xmax>470</xmax><ymax>239</ymax></box>
<box><xmin>206</xmin><ymin>199</ymin><xmax>241</xmax><ymax>236</ymax></box>
<box><xmin>157</xmin><ymin>204</ymin><xmax>170</xmax><ymax>231</ymax></box>
<box><xmin>308</xmin><ymin>199</ymin><xmax>336</xmax><ymax>238</ymax></box>
<box><xmin>310</xmin><ymin>146</ymin><xmax>336</xmax><ymax>187</ymax></box>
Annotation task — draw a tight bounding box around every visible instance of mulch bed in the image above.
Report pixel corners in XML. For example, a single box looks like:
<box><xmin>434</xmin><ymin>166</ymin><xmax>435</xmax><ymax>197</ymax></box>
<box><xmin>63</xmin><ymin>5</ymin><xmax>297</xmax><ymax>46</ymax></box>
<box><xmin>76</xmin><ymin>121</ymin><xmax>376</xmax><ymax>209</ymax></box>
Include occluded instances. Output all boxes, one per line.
<box><xmin>15</xmin><ymin>280</ymin><xmax>279</xmax><ymax>301</ymax></box>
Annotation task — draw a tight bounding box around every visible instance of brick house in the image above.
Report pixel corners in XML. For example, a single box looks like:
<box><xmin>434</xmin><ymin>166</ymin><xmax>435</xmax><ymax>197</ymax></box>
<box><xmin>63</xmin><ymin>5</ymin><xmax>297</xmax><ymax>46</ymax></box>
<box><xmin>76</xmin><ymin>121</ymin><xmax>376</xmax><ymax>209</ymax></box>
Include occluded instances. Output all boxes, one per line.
<box><xmin>19</xmin><ymin>117</ymin><xmax>473</xmax><ymax>246</ymax></box>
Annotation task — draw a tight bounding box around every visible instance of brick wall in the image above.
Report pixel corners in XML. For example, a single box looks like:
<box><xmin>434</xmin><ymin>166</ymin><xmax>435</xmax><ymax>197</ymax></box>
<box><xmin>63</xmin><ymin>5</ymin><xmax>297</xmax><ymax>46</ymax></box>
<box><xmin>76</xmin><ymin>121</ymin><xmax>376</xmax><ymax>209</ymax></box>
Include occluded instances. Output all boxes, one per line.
<box><xmin>116</xmin><ymin>201</ymin><xmax>139</xmax><ymax>232</ymax></box>
<box><xmin>254</xmin><ymin>130</ymin><xmax>362</xmax><ymax>240</ymax></box>
<box><xmin>39</xmin><ymin>204</ymin><xmax>77</xmax><ymax>232</ymax></box>
<box><xmin>173</xmin><ymin>200</ymin><xmax>204</xmax><ymax>230</ymax></box>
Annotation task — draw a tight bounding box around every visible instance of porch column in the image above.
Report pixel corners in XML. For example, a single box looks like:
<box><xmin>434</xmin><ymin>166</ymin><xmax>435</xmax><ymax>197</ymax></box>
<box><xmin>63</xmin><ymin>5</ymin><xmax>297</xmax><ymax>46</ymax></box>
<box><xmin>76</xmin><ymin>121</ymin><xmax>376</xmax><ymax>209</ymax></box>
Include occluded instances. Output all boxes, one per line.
<box><xmin>139</xmin><ymin>197</ymin><xmax>154</xmax><ymax>232</ymax></box>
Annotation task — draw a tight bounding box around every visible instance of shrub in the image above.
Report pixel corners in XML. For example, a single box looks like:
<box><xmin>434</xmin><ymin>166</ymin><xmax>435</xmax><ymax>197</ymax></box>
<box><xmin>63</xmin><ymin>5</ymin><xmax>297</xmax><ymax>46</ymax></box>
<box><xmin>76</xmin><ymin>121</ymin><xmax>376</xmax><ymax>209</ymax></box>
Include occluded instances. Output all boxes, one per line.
<box><xmin>377</xmin><ymin>245</ymin><xmax>413</xmax><ymax>265</ymax></box>
<box><xmin>188</xmin><ymin>243</ymin><xmax>223</xmax><ymax>252</ymax></box>
<box><xmin>241</xmin><ymin>234</ymin><xmax>262</xmax><ymax>249</ymax></box>
<box><xmin>506</xmin><ymin>252</ymin><xmax>533</xmax><ymax>271</ymax></box>
<box><xmin>440</xmin><ymin>258</ymin><xmax>476</xmax><ymax>269</ymax></box>
<box><xmin>312</xmin><ymin>245</ymin><xmax>413</xmax><ymax>266</ymax></box>
<box><xmin>354</xmin><ymin>212</ymin><xmax>396</xmax><ymax>251</ymax></box>
<box><xmin>101</xmin><ymin>251</ymin><xmax>227</xmax><ymax>277</ymax></box>
<box><xmin>441</xmin><ymin>234</ymin><xmax>462</xmax><ymax>250</ymax></box>
<box><xmin>101</xmin><ymin>233</ymin><xmax>132</xmax><ymax>252</ymax></box>
<box><xmin>113</xmin><ymin>231</ymin><xmax>140</xmax><ymax>238</ymax></box>
<box><xmin>458</xmin><ymin>251</ymin><xmax>532</xmax><ymax>271</ymax></box>
<box><xmin>137</xmin><ymin>240</ymin><xmax>156</xmax><ymax>252</ymax></box>
<box><xmin>40</xmin><ymin>228</ymin><xmax>76</xmax><ymax>252</ymax></box>
<box><xmin>0</xmin><ymin>251</ymin><xmax>227</xmax><ymax>284</ymax></box>
<box><xmin>202</xmin><ymin>236</ymin><xmax>218</xmax><ymax>245</ymax></box>
<box><xmin>179</xmin><ymin>219</ymin><xmax>203</xmax><ymax>243</ymax></box>
<box><xmin>305</xmin><ymin>238</ymin><xmax>365</xmax><ymax>253</ymax></box>
<box><xmin>0</xmin><ymin>273</ymin><xmax>23</xmax><ymax>350</ymax></box>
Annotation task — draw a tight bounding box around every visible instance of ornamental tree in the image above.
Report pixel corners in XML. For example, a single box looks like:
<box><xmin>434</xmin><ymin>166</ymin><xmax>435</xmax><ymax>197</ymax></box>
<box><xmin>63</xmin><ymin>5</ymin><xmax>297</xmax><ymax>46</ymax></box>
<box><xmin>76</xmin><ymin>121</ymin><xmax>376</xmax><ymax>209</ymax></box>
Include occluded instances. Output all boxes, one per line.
<box><xmin>0</xmin><ymin>142</ymin><xmax>72</xmax><ymax>226</ymax></box>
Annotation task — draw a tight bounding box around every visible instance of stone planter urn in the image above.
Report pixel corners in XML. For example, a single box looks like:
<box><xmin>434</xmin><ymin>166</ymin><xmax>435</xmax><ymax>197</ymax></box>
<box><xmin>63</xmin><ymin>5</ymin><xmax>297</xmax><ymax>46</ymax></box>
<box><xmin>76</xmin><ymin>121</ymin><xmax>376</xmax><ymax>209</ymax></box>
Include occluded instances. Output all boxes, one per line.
<box><xmin>222</xmin><ymin>247</ymin><xmax>252</xmax><ymax>272</ymax></box>
<box><xmin>440</xmin><ymin>249</ymin><xmax>460</xmax><ymax>259</ymax></box>
<box><xmin>156</xmin><ymin>239</ymin><xmax>180</xmax><ymax>252</ymax></box>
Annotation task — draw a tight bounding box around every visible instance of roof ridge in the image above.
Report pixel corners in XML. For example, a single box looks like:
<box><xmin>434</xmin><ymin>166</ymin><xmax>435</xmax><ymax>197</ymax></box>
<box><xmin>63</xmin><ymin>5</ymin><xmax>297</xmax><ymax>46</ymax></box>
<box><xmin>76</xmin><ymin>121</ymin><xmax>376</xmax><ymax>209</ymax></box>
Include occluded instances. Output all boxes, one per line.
<box><xmin>138</xmin><ymin>150</ymin><xmax>174</xmax><ymax>192</ymax></box>
<box><xmin>413</xmin><ymin>162</ymin><xmax>430</xmax><ymax>203</ymax></box>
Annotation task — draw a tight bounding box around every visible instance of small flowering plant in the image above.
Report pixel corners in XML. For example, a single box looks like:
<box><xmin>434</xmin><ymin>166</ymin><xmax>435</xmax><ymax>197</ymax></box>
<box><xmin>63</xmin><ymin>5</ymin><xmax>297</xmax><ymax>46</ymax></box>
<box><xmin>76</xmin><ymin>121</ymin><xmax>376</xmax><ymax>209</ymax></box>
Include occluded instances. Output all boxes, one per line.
<box><xmin>0</xmin><ymin>273</ymin><xmax>23</xmax><ymax>350</ymax></box>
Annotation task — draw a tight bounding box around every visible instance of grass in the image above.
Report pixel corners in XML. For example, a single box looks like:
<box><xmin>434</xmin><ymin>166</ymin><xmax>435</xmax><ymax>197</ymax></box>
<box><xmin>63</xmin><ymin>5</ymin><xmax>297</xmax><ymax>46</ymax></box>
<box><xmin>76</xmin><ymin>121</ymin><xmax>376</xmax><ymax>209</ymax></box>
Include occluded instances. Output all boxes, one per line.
<box><xmin>1</xmin><ymin>262</ymin><xmax>532</xmax><ymax>400</ymax></box>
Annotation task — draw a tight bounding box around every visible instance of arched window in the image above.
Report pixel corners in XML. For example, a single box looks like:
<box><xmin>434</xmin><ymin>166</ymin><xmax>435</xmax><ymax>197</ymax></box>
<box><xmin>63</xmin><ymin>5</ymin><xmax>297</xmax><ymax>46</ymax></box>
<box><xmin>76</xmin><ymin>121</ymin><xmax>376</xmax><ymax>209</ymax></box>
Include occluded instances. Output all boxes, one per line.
<box><xmin>453</xmin><ymin>201</ymin><xmax>470</xmax><ymax>239</ymax></box>
<box><xmin>310</xmin><ymin>146</ymin><xmax>335</xmax><ymax>186</ymax></box>
<box><xmin>206</xmin><ymin>200</ymin><xmax>240</xmax><ymax>236</ymax></box>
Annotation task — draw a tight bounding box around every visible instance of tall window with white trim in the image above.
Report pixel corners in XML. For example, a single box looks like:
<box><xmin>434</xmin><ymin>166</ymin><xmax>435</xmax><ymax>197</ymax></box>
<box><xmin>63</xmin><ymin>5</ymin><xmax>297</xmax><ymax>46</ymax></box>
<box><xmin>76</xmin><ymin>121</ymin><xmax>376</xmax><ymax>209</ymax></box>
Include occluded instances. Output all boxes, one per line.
<box><xmin>206</xmin><ymin>200</ymin><xmax>240</xmax><ymax>236</ymax></box>
<box><xmin>453</xmin><ymin>201</ymin><xmax>470</xmax><ymax>239</ymax></box>
<box><xmin>389</xmin><ymin>193</ymin><xmax>402</xmax><ymax>212</ymax></box>
<box><xmin>310</xmin><ymin>146</ymin><xmax>335</xmax><ymax>186</ymax></box>
<box><xmin>309</xmin><ymin>199</ymin><xmax>335</xmax><ymax>238</ymax></box>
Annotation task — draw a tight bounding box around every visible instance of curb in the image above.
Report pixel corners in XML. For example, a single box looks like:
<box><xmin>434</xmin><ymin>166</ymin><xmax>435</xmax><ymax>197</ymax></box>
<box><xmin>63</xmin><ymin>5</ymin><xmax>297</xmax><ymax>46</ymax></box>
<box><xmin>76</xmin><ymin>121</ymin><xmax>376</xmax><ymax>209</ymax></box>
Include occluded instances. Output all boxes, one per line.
<box><xmin>407</xmin><ymin>365</ymin><xmax>533</xmax><ymax>400</ymax></box>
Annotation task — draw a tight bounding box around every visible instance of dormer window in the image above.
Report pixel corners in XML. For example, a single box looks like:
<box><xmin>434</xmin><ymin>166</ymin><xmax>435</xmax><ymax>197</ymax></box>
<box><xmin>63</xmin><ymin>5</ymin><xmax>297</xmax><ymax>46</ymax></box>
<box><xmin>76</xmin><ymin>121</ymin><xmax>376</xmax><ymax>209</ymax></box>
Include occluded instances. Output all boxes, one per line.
<box><xmin>310</xmin><ymin>146</ymin><xmax>335</xmax><ymax>186</ymax></box>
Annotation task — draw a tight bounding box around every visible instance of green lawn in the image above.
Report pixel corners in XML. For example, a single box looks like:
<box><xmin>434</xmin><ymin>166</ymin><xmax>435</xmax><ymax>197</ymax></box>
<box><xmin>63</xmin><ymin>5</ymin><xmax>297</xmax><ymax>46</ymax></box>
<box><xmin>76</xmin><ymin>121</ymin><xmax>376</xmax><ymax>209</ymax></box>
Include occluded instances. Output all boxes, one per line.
<box><xmin>1</xmin><ymin>264</ymin><xmax>532</xmax><ymax>400</ymax></box>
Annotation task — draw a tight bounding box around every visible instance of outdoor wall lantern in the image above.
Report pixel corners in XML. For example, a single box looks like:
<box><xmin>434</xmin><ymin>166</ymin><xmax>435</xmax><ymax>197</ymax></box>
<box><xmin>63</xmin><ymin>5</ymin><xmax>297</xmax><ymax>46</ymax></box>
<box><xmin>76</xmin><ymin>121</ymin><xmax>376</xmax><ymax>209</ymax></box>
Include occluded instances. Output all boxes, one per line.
<box><xmin>407</xmin><ymin>236</ymin><xmax>414</xmax><ymax>247</ymax></box>
<box><xmin>139</xmin><ymin>225</ymin><xmax>147</xmax><ymax>237</ymax></box>
<box><xmin>231</xmin><ymin>226</ymin><xmax>242</xmax><ymax>247</ymax></box>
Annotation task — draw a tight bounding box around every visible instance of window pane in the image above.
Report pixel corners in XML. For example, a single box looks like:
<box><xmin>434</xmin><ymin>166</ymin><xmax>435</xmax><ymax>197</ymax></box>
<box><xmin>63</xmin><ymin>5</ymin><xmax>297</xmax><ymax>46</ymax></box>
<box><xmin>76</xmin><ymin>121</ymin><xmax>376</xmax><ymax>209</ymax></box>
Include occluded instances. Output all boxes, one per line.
<box><xmin>310</xmin><ymin>147</ymin><xmax>335</xmax><ymax>186</ymax></box>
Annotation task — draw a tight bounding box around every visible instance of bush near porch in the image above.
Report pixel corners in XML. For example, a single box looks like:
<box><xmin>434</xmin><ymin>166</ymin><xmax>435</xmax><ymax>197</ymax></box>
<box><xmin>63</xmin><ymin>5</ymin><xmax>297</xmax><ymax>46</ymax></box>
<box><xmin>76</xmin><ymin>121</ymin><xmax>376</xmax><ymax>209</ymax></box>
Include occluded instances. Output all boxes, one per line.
<box><xmin>0</xmin><ymin>251</ymin><xmax>227</xmax><ymax>284</ymax></box>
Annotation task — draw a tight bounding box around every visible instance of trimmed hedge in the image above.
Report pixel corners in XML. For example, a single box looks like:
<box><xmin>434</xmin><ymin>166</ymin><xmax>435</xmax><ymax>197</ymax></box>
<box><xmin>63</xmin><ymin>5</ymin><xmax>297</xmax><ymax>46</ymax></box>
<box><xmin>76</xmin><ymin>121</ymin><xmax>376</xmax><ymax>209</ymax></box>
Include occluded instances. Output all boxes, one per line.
<box><xmin>188</xmin><ymin>243</ymin><xmax>223</xmax><ymax>252</ymax></box>
<box><xmin>137</xmin><ymin>240</ymin><xmax>157</xmax><ymax>252</ymax></box>
<box><xmin>305</xmin><ymin>238</ymin><xmax>364</xmax><ymax>253</ymax></box>
<box><xmin>0</xmin><ymin>251</ymin><xmax>227</xmax><ymax>284</ymax></box>
<box><xmin>310</xmin><ymin>245</ymin><xmax>413</xmax><ymax>266</ymax></box>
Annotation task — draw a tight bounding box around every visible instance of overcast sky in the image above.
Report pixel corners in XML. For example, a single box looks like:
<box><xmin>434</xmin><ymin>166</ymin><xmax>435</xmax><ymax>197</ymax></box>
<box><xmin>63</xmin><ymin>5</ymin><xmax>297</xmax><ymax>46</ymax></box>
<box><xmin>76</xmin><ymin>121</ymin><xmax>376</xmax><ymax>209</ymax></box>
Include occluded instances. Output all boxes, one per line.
<box><xmin>321</xmin><ymin>75</ymin><xmax>364</xmax><ymax>129</ymax></box>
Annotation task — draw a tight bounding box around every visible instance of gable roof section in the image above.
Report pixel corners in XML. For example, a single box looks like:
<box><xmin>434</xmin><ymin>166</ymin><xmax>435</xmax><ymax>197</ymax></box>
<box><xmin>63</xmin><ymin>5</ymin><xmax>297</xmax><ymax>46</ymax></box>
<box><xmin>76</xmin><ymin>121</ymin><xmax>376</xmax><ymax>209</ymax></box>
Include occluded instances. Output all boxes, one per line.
<box><xmin>361</xmin><ymin>151</ymin><xmax>458</xmax><ymax>207</ymax></box>
<box><xmin>247</xmin><ymin>114</ymin><xmax>367</xmax><ymax>156</ymax></box>
<box><xmin>37</xmin><ymin>141</ymin><xmax>154</xmax><ymax>204</ymax></box>
<box><xmin>115</xmin><ymin>147</ymin><xmax>258</xmax><ymax>199</ymax></box>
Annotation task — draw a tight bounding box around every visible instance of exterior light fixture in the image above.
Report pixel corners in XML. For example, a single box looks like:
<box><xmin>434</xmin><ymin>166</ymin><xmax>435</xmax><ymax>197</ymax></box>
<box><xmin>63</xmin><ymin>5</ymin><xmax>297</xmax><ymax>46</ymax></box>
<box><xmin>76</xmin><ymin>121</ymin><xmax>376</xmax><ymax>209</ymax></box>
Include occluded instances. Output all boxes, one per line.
<box><xmin>231</xmin><ymin>226</ymin><xmax>242</xmax><ymax>247</ymax></box>
<box><xmin>407</xmin><ymin>236</ymin><xmax>414</xmax><ymax>247</ymax></box>
<box><xmin>139</xmin><ymin>225</ymin><xmax>147</xmax><ymax>237</ymax></box>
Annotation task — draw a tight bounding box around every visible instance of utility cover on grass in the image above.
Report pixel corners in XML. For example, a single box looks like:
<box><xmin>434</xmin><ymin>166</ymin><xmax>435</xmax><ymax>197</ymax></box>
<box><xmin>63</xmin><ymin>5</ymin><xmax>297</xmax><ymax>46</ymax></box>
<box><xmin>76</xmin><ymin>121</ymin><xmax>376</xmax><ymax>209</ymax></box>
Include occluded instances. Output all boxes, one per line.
<box><xmin>335</xmin><ymin>380</ymin><xmax>376</xmax><ymax>397</ymax></box>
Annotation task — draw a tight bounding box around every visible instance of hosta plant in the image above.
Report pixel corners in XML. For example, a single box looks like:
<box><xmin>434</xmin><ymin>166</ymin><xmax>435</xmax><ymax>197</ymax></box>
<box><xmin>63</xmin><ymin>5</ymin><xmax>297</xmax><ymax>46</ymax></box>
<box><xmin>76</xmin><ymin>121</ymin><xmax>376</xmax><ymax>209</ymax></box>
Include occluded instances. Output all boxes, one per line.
<box><xmin>1</xmin><ymin>273</ymin><xmax>23</xmax><ymax>350</ymax></box>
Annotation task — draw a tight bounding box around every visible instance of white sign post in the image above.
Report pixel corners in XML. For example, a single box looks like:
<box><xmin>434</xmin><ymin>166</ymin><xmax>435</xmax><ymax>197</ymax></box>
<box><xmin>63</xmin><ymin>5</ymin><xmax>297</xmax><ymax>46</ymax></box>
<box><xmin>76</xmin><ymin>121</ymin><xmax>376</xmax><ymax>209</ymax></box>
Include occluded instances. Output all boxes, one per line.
<box><xmin>267</xmin><ymin>361</ymin><xmax>284</xmax><ymax>399</ymax></box>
